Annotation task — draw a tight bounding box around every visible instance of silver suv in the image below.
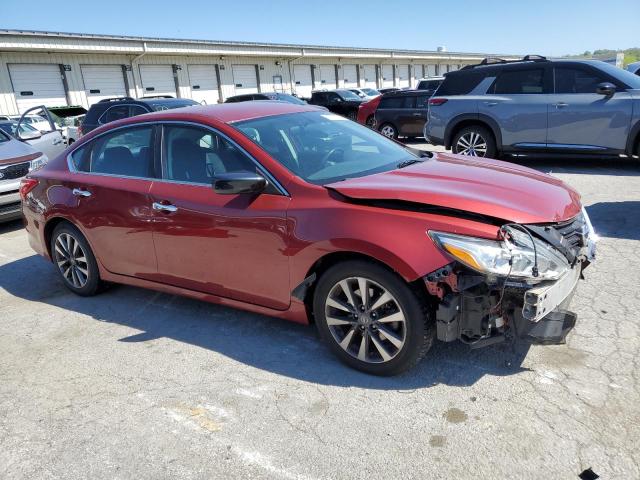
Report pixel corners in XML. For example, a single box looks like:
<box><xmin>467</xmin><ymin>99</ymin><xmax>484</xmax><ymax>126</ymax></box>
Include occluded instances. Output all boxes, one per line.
<box><xmin>425</xmin><ymin>56</ymin><xmax>640</xmax><ymax>158</ymax></box>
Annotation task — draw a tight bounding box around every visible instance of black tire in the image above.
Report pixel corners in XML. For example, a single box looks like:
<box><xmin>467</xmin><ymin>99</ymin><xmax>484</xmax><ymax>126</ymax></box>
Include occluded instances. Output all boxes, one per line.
<box><xmin>50</xmin><ymin>222</ymin><xmax>102</xmax><ymax>296</ymax></box>
<box><xmin>313</xmin><ymin>260</ymin><xmax>435</xmax><ymax>376</ymax></box>
<box><xmin>378</xmin><ymin>123</ymin><xmax>398</xmax><ymax>140</ymax></box>
<box><xmin>452</xmin><ymin>125</ymin><xmax>497</xmax><ymax>158</ymax></box>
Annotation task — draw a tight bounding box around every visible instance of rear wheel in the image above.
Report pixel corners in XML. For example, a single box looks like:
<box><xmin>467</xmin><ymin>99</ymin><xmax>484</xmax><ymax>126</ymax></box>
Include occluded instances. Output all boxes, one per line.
<box><xmin>379</xmin><ymin>123</ymin><xmax>398</xmax><ymax>140</ymax></box>
<box><xmin>313</xmin><ymin>260</ymin><xmax>435</xmax><ymax>375</ymax></box>
<box><xmin>51</xmin><ymin>222</ymin><xmax>101</xmax><ymax>296</ymax></box>
<box><xmin>365</xmin><ymin>115</ymin><xmax>375</xmax><ymax>128</ymax></box>
<box><xmin>452</xmin><ymin>125</ymin><xmax>497</xmax><ymax>158</ymax></box>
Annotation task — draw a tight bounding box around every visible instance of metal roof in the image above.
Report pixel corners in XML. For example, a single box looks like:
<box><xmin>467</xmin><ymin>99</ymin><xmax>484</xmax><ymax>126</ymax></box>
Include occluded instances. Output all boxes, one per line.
<box><xmin>0</xmin><ymin>29</ymin><xmax>513</xmax><ymax>59</ymax></box>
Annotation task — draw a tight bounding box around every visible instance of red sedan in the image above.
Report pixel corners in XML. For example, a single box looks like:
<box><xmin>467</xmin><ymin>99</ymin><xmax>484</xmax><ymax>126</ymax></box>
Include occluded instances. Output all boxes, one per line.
<box><xmin>356</xmin><ymin>96</ymin><xmax>381</xmax><ymax>128</ymax></box>
<box><xmin>21</xmin><ymin>102</ymin><xmax>596</xmax><ymax>375</ymax></box>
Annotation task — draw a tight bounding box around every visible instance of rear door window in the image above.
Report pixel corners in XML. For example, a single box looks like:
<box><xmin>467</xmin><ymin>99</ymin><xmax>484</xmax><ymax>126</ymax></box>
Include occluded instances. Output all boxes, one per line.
<box><xmin>415</xmin><ymin>95</ymin><xmax>430</xmax><ymax>109</ymax></box>
<box><xmin>379</xmin><ymin>96</ymin><xmax>413</xmax><ymax>109</ymax></box>
<box><xmin>436</xmin><ymin>72</ymin><xmax>486</xmax><ymax>95</ymax></box>
<box><xmin>492</xmin><ymin>68</ymin><xmax>545</xmax><ymax>94</ymax></box>
<box><xmin>71</xmin><ymin>126</ymin><xmax>156</xmax><ymax>178</ymax></box>
<box><xmin>554</xmin><ymin>67</ymin><xmax>606</xmax><ymax>94</ymax></box>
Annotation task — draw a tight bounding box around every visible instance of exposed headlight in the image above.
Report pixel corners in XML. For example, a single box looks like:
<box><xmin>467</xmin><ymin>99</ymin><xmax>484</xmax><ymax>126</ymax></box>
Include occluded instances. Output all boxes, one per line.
<box><xmin>29</xmin><ymin>153</ymin><xmax>48</xmax><ymax>172</ymax></box>
<box><xmin>429</xmin><ymin>229</ymin><xmax>570</xmax><ymax>281</ymax></box>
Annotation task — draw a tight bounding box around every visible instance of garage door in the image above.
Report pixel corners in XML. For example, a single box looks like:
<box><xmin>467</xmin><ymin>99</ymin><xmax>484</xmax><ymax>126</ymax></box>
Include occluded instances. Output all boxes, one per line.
<box><xmin>319</xmin><ymin>65</ymin><xmax>336</xmax><ymax>89</ymax></box>
<box><xmin>8</xmin><ymin>64</ymin><xmax>67</xmax><ymax>112</ymax></box>
<box><xmin>448</xmin><ymin>64</ymin><xmax>460</xmax><ymax>72</ymax></box>
<box><xmin>293</xmin><ymin>65</ymin><xmax>313</xmax><ymax>98</ymax></box>
<box><xmin>398</xmin><ymin>64</ymin><xmax>410</xmax><ymax>88</ymax></box>
<box><xmin>427</xmin><ymin>64</ymin><xmax>438</xmax><ymax>77</ymax></box>
<box><xmin>188</xmin><ymin>65</ymin><xmax>219</xmax><ymax>105</ymax></box>
<box><xmin>415</xmin><ymin>65</ymin><xmax>424</xmax><ymax>80</ymax></box>
<box><xmin>232</xmin><ymin>65</ymin><xmax>259</xmax><ymax>95</ymax></box>
<box><xmin>381</xmin><ymin>65</ymin><xmax>394</xmax><ymax>88</ymax></box>
<box><xmin>342</xmin><ymin>65</ymin><xmax>358</xmax><ymax>88</ymax></box>
<box><xmin>139</xmin><ymin>65</ymin><xmax>176</xmax><ymax>97</ymax></box>
<box><xmin>363</xmin><ymin>65</ymin><xmax>377</xmax><ymax>88</ymax></box>
<box><xmin>81</xmin><ymin>65</ymin><xmax>127</xmax><ymax>105</ymax></box>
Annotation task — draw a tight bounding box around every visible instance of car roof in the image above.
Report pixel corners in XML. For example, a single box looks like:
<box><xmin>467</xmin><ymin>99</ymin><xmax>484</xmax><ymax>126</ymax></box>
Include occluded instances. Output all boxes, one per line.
<box><xmin>88</xmin><ymin>102</ymin><xmax>322</xmax><ymax>132</ymax></box>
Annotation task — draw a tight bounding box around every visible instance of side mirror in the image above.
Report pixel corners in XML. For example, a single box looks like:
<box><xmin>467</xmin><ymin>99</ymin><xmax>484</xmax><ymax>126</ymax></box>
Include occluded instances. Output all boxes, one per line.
<box><xmin>212</xmin><ymin>171</ymin><xmax>267</xmax><ymax>195</ymax></box>
<box><xmin>596</xmin><ymin>82</ymin><xmax>616</xmax><ymax>96</ymax></box>
<box><xmin>18</xmin><ymin>130</ymin><xmax>42</xmax><ymax>141</ymax></box>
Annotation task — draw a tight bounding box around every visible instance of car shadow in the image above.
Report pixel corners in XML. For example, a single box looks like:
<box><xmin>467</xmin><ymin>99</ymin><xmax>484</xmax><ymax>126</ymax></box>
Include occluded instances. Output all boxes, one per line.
<box><xmin>586</xmin><ymin>201</ymin><xmax>640</xmax><ymax>241</ymax></box>
<box><xmin>0</xmin><ymin>219</ymin><xmax>24</xmax><ymax>234</ymax></box>
<box><xmin>0</xmin><ymin>253</ymin><xmax>532</xmax><ymax>390</ymax></box>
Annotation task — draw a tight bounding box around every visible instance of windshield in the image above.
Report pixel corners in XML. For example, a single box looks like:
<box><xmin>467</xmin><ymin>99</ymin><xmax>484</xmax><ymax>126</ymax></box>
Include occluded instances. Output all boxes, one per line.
<box><xmin>337</xmin><ymin>90</ymin><xmax>362</xmax><ymax>101</ymax></box>
<box><xmin>361</xmin><ymin>88</ymin><xmax>380</xmax><ymax>96</ymax></box>
<box><xmin>595</xmin><ymin>62</ymin><xmax>640</xmax><ymax>89</ymax></box>
<box><xmin>276</xmin><ymin>94</ymin><xmax>307</xmax><ymax>105</ymax></box>
<box><xmin>149</xmin><ymin>100</ymin><xmax>199</xmax><ymax>111</ymax></box>
<box><xmin>234</xmin><ymin>111</ymin><xmax>418</xmax><ymax>185</ymax></box>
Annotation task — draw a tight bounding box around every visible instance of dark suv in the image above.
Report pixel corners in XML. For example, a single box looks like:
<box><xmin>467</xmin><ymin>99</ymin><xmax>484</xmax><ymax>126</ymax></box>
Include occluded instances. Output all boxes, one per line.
<box><xmin>416</xmin><ymin>77</ymin><xmax>444</xmax><ymax>95</ymax></box>
<box><xmin>81</xmin><ymin>96</ymin><xmax>199</xmax><ymax>135</ymax></box>
<box><xmin>225</xmin><ymin>92</ymin><xmax>307</xmax><ymax>105</ymax></box>
<box><xmin>374</xmin><ymin>90</ymin><xmax>431</xmax><ymax>139</ymax></box>
<box><xmin>308</xmin><ymin>89</ymin><xmax>364</xmax><ymax>119</ymax></box>
<box><xmin>425</xmin><ymin>55</ymin><xmax>640</xmax><ymax>158</ymax></box>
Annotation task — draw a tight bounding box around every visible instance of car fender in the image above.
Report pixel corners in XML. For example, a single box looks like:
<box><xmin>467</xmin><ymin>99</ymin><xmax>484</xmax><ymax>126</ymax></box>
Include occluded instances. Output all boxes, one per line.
<box><xmin>626</xmin><ymin>119</ymin><xmax>640</xmax><ymax>154</ymax></box>
<box><xmin>444</xmin><ymin>113</ymin><xmax>503</xmax><ymax>149</ymax></box>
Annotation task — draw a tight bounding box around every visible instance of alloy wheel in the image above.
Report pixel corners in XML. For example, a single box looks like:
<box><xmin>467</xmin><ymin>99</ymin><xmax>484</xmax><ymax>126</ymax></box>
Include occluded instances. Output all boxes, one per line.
<box><xmin>380</xmin><ymin>125</ymin><xmax>396</xmax><ymax>138</ymax></box>
<box><xmin>455</xmin><ymin>131</ymin><xmax>487</xmax><ymax>156</ymax></box>
<box><xmin>53</xmin><ymin>233</ymin><xmax>90</xmax><ymax>289</ymax></box>
<box><xmin>325</xmin><ymin>277</ymin><xmax>406</xmax><ymax>363</ymax></box>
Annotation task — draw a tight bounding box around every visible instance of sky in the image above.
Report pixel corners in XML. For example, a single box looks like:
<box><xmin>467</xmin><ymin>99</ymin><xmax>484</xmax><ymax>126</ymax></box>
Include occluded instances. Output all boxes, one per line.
<box><xmin>2</xmin><ymin>0</ymin><xmax>638</xmax><ymax>56</ymax></box>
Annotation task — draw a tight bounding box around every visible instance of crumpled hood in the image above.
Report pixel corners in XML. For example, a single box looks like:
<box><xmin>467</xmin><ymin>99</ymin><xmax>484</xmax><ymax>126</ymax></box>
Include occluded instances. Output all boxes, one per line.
<box><xmin>326</xmin><ymin>152</ymin><xmax>582</xmax><ymax>224</ymax></box>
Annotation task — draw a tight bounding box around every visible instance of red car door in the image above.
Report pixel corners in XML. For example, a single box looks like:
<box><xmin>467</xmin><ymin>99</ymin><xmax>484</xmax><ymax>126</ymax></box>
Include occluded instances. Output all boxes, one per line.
<box><xmin>66</xmin><ymin>125</ymin><xmax>158</xmax><ymax>278</ymax></box>
<box><xmin>148</xmin><ymin>124</ymin><xmax>291</xmax><ymax>310</ymax></box>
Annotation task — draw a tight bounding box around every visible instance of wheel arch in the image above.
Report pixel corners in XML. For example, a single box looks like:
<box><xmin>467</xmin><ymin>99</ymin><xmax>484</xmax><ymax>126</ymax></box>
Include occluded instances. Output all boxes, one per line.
<box><xmin>626</xmin><ymin>120</ymin><xmax>640</xmax><ymax>156</ymax></box>
<box><xmin>43</xmin><ymin>216</ymin><xmax>73</xmax><ymax>260</ymax></box>
<box><xmin>444</xmin><ymin>114</ymin><xmax>502</xmax><ymax>150</ymax></box>
<box><xmin>296</xmin><ymin>250</ymin><xmax>429</xmax><ymax>323</ymax></box>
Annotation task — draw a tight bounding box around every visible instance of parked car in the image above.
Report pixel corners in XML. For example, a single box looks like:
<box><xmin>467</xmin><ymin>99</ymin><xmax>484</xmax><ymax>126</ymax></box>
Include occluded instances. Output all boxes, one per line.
<box><xmin>81</xmin><ymin>96</ymin><xmax>199</xmax><ymax>135</ymax></box>
<box><xmin>378</xmin><ymin>88</ymin><xmax>400</xmax><ymax>94</ymax></box>
<box><xmin>8</xmin><ymin>114</ymin><xmax>51</xmax><ymax>133</ymax></box>
<box><xmin>415</xmin><ymin>77</ymin><xmax>444</xmax><ymax>95</ymax></box>
<box><xmin>357</xmin><ymin>96</ymin><xmax>382</xmax><ymax>127</ymax></box>
<box><xmin>0</xmin><ymin>128</ymin><xmax>48</xmax><ymax>222</ymax></box>
<box><xmin>0</xmin><ymin>105</ymin><xmax>66</xmax><ymax>159</ymax></box>
<box><xmin>61</xmin><ymin>115</ymin><xmax>85</xmax><ymax>145</ymax></box>
<box><xmin>374</xmin><ymin>90</ymin><xmax>431</xmax><ymax>139</ymax></box>
<box><xmin>225</xmin><ymin>92</ymin><xmax>307</xmax><ymax>105</ymax></box>
<box><xmin>308</xmin><ymin>89</ymin><xmax>364</xmax><ymax>119</ymax></box>
<box><xmin>349</xmin><ymin>88</ymin><xmax>381</xmax><ymax>100</ymax></box>
<box><xmin>21</xmin><ymin>101</ymin><xmax>596</xmax><ymax>375</ymax></box>
<box><xmin>425</xmin><ymin>55</ymin><xmax>640</xmax><ymax>158</ymax></box>
<box><xmin>627</xmin><ymin>61</ymin><xmax>640</xmax><ymax>76</ymax></box>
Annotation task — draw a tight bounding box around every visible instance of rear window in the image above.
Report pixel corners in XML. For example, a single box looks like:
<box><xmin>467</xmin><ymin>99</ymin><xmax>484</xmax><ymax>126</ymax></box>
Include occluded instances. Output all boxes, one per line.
<box><xmin>379</xmin><ymin>96</ymin><xmax>413</xmax><ymax>109</ymax></box>
<box><xmin>436</xmin><ymin>72</ymin><xmax>486</xmax><ymax>96</ymax></box>
<box><xmin>492</xmin><ymin>68</ymin><xmax>545</xmax><ymax>94</ymax></box>
<box><xmin>148</xmin><ymin>99</ymin><xmax>199</xmax><ymax>111</ymax></box>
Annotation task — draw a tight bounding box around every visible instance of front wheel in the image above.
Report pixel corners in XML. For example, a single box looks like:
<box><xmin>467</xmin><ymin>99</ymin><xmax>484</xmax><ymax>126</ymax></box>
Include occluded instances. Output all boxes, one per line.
<box><xmin>379</xmin><ymin>123</ymin><xmax>398</xmax><ymax>139</ymax></box>
<box><xmin>313</xmin><ymin>260</ymin><xmax>435</xmax><ymax>375</ymax></box>
<box><xmin>452</xmin><ymin>125</ymin><xmax>497</xmax><ymax>158</ymax></box>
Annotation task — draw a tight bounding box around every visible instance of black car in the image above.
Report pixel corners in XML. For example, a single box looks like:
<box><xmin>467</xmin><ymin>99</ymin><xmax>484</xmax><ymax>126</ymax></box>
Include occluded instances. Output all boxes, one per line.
<box><xmin>81</xmin><ymin>96</ymin><xmax>199</xmax><ymax>134</ymax></box>
<box><xmin>307</xmin><ymin>89</ymin><xmax>363</xmax><ymax>119</ymax></box>
<box><xmin>225</xmin><ymin>92</ymin><xmax>307</xmax><ymax>104</ymax></box>
<box><xmin>374</xmin><ymin>90</ymin><xmax>431</xmax><ymax>140</ymax></box>
<box><xmin>415</xmin><ymin>77</ymin><xmax>445</xmax><ymax>95</ymax></box>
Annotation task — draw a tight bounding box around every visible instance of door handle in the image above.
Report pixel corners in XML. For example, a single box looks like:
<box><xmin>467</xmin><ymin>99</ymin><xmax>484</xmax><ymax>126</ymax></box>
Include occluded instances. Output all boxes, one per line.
<box><xmin>484</xmin><ymin>101</ymin><xmax>498</xmax><ymax>107</ymax></box>
<box><xmin>553</xmin><ymin>102</ymin><xmax>569</xmax><ymax>108</ymax></box>
<box><xmin>72</xmin><ymin>188</ymin><xmax>91</xmax><ymax>198</ymax></box>
<box><xmin>152</xmin><ymin>202</ymin><xmax>178</xmax><ymax>213</ymax></box>
<box><xmin>53</xmin><ymin>138</ymin><xmax>63</xmax><ymax>145</ymax></box>
<box><xmin>412</xmin><ymin>112</ymin><xmax>423</xmax><ymax>116</ymax></box>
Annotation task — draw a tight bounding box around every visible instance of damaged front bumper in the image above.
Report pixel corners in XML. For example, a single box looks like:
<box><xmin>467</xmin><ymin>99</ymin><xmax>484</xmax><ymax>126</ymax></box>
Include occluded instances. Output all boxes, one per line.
<box><xmin>426</xmin><ymin>264</ymin><xmax>583</xmax><ymax>347</ymax></box>
<box><xmin>425</xmin><ymin>213</ymin><xmax>596</xmax><ymax>348</ymax></box>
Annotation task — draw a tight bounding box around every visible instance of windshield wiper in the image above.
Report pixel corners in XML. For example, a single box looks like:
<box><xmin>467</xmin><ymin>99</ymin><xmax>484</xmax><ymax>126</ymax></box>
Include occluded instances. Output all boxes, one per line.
<box><xmin>397</xmin><ymin>158</ymin><xmax>424</xmax><ymax>169</ymax></box>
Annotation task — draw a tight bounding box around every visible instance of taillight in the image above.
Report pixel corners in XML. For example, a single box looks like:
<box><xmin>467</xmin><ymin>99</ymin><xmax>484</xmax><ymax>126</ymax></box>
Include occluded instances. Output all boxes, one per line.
<box><xmin>77</xmin><ymin>126</ymin><xmax>83</xmax><ymax>137</ymax></box>
<box><xmin>428</xmin><ymin>98</ymin><xmax>448</xmax><ymax>106</ymax></box>
<box><xmin>19</xmin><ymin>178</ymin><xmax>39</xmax><ymax>200</ymax></box>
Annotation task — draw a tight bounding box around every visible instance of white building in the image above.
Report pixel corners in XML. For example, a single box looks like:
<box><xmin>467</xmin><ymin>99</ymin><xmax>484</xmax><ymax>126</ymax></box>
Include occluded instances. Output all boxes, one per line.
<box><xmin>0</xmin><ymin>29</ymin><xmax>513</xmax><ymax>115</ymax></box>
